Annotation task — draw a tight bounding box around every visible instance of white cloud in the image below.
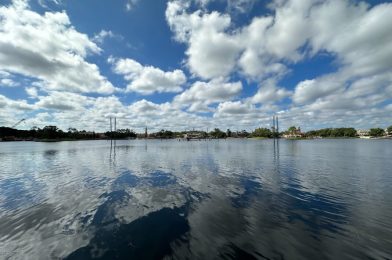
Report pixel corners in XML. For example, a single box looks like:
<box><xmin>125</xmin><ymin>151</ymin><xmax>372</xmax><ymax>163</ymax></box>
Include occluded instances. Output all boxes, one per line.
<box><xmin>251</xmin><ymin>79</ymin><xmax>291</xmax><ymax>104</ymax></box>
<box><xmin>215</xmin><ymin>101</ymin><xmax>253</xmax><ymax>115</ymax></box>
<box><xmin>0</xmin><ymin>94</ymin><xmax>35</xmax><ymax>111</ymax></box>
<box><xmin>25</xmin><ymin>87</ymin><xmax>38</xmax><ymax>98</ymax></box>
<box><xmin>293</xmin><ymin>69</ymin><xmax>392</xmax><ymax>108</ymax></box>
<box><xmin>165</xmin><ymin>1</ymin><xmax>286</xmax><ymax>80</ymax></box>
<box><xmin>35</xmin><ymin>91</ymin><xmax>94</xmax><ymax>111</ymax></box>
<box><xmin>194</xmin><ymin>0</ymin><xmax>258</xmax><ymax>14</ymax></box>
<box><xmin>125</xmin><ymin>0</ymin><xmax>139</xmax><ymax>11</ymax></box>
<box><xmin>0</xmin><ymin>0</ymin><xmax>115</xmax><ymax>94</ymax></box>
<box><xmin>165</xmin><ymin>0</ymin><xmax>392</xmax><ymax>130</ymax></box>
<box><xmin>286</xmin><ymin>1</ymin><xmax>392</xmax><ymax>120</ymax></box>
<box><xmin>91</xmin><ymin>96</ymin><xmax>128</xmax><ymax>118</ymax></box>
<box><xmin>38</xmin><ymin>0</ymin><xmax>62</xmax><ymax>9</ymax></box>
<box><xmin>25</xmin><ymin>96</ymin><xmax>213</xmax><ymax>132</ymax></box>
<box><xmin>294</xmin><ymin>71</ymin><xmax>392</xmax><ymax>112</ymax></box>
<box><xmin>128</xmin><ymin>99</ymin><xmax>176</xmax><ymax>118</ymax></box>
<box><xmin>227</xmin><ymin>0</ymin><xmax>258</xmax><ymax>14</ymax></box>
<box><xmin>187</xmin><ymin>25</ymin><xmax>241</xmax><ymax>79</ymax></box>
<box><xmin>109</xmin><ymin>57</ymin><xmax>186</xmax><ymax>95</ymax></box>
<box><xmin>166</xmin><ymin>0</ymin><xmax>392</xmax><ymax>80</ymax></box>
<box><xmin>93</xmin><ymin>30</ymin><xmax>115</xmax><ymax>44</ymax></box>
<box><xmin>309</xmin><ymin>1</ymin><xmax>392</xmax><ymax>78</ymax></box>
<box><xmin>129</xmin><ymin>99</ymin><xmax>161</xmax><ymax>113</ymax></box>
<box><xmin>0</xmin><ymin>78</ymin><xmax>18</xmax><ymax>87</ymax></box>
<box><xmin>1</xmin><ymin>0</ymin><xmax>392</xmax><ymax>132</ymax></box>
<box><xmin>263</xmin><ymin>0</ymin><xmax>313</xmax><ymax>61</ymax></box>
<box><xmin>0</xmin><ymin>71</ymin><xmax>11</xmax><ymax>78</ymax></box>
<box><xmin>173</xmin><ymin>78</ymin><xmax>242</xmax><ymax>111</ymax></box>
<box><xmin>165</xmin><ymin>1</ymin><xmax>296</xmax><ymax>80</ymax></box>
<box><xmin>0</xmin><ymin>70</ymin><xmax>19</xmax><ymax>87</ymax></box>
<box><xmin>166</xmin><ymin>2</ymin><xmax>242</xmax><ymax>79</ymax></box>
<box><xmin>292</xmin><ymin>76</ymin><xmax>344</xmax><ymax>105</ymax></box>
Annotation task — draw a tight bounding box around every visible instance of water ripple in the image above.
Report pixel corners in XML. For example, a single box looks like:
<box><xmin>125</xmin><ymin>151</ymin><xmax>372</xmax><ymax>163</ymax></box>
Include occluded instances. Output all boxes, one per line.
<box><xmin>0</xmin><ymin>139</ymin><xmax>391</xmax><ymax>259</ymax></box>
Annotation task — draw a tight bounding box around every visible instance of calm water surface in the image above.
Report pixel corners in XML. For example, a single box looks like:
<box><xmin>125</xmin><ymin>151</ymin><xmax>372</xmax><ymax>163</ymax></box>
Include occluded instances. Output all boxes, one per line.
<box><xmin>0</xmin><ymin>139</ymin><xmax>391</xmax><ymax>259</ymax></box>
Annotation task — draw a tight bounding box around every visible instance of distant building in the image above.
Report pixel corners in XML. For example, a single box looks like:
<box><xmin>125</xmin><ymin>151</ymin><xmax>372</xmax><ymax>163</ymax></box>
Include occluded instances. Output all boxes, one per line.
<box><xmin>184</xmin><ymin>131</ymin><xmax>205</xmax><ymax>140</ymax></box>
<box><xmin>79</xmin><ymin>131</ymin><xmax>95</xmax><ymax>136</ymax></box>
<box><xmin>357</xmin><ymin>129</ymin><xmax>370</xmax><ymax>138</ymax></box>
<box><xmin>385</xmin><ymin>128</ymin><xmax>391</xmax><ymax>137</ymax></box>
<box><xmin>231</xmin><ymin>130</ymin><xmax>249</xmax><ymax>138</ymax></box>
<box><xmin>283</xmin><ymin>127</ymin><xmax>304</xmax><ymax>139</ymax></box>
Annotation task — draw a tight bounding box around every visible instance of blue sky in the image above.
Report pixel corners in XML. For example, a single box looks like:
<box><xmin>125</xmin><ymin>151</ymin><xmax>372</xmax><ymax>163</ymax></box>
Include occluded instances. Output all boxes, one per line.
<box><xmin>0</xmin><ymin>0</ymin><xmax>391</xmax><ymax>132</ymax></box>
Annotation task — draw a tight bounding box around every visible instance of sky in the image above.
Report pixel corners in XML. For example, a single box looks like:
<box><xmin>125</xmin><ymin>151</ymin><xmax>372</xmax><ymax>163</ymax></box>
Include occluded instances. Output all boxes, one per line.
<box><xmin>0</xmin><ymin>0</ymin><xmax>391</xmax><ymax>132</ymax></box>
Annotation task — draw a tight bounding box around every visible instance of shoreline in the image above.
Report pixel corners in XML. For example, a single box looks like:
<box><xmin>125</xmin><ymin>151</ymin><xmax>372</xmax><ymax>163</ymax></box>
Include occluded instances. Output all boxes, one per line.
<box><xmin>1</xmin><ymin>137</ymin><xmax>391</xmax><ymax>143</ymax></box>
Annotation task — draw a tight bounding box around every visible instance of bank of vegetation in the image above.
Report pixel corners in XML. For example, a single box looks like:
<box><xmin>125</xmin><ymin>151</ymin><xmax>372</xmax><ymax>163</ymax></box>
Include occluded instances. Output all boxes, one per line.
<box><xmin>305</xmin><ymin>128</ymin><xmax>357</xmax><ymax>138</ymax></box>
<box><xmin>1</xmin><ymin>125</ymin><xmax>391</xmax><ymax>142</ymax></box>
<box><xmin>0</xmin><ymin>126</ymin><xmax>136</xmax><ymax>141</ymax></box>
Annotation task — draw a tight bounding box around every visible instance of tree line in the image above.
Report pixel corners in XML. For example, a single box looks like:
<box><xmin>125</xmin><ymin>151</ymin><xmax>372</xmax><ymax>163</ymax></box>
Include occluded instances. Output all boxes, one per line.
<box><xmin>1</xmin><ymin>125</ymin><xmax>391</xmax><ymax>141</ymax></box>
<box><xmin>305</xmin><ymin>128</ymin><xmax>357</xmax><ymax>137</ymax></box>
<box><xmin>248</xmin><ymin>126</ymin><xmax>392</xmax><ymax>138</ymax></box>
<box><xmin>0</xmin><ymin>126</ymin><xmax>136</xmax><ymax>140</ymax></box>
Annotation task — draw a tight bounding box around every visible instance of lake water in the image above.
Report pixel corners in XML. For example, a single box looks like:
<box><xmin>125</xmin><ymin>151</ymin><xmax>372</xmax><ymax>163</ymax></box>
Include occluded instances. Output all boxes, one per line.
<box><xmin>0</xmin><ymin>139</ymin><xmax>391</xmax><ymax>259</ymax></box>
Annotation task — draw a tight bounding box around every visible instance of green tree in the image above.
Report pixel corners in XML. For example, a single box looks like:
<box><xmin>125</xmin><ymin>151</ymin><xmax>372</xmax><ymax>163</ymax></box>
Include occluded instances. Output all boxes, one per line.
<box><xmin>210</xmin><ymin>128</ymin><xmax>227</xmax><ymax>139</ymax></box>
<box><xmin>238</xmin><ymin>130</ymin><xmax>249</xmax><ymax>138</ymax></box>
<box><xmin>106</xmin><ymin>128</ymin><xmax>137</xmax><ymax>139</ymax></box>
<box><xmin>251</xmin><ymin>128</ymin><xmax>272</xmax><ymax>138</ymax></box>
<box><xmin>154</xmin><ymin>129</ymin><xmax>173</xmax><ymax>139</ymax></box>
<box><xmin>41</xmin><ymin>126</ymin><xmax>60</xmax><ymax>139</ymax></box>
<box><xmin>226</xmin><ymin>129</ymin><xmax>232</xmax><ymax>137</ymax></box>
<box><xmin>369</xmin><ymin>128</ymin><xmax>385</xmax><ymax>137</ymax></box>
<box><xmin>288</xmin><ymin>126</ymin><xmax>297</xmax><ymax>133</ymax></box>
<box><xmin>68</xmin><ymin>128</ymin><xmax>78</xmax><ymax>133</ymax></box>
<box><xmin>305</xmin><ymin>128</ymin><xmax>357</xmax><ymax>138</ymax></box>
<box><xmin>343</xmin><ymin>128</ymin><xmax>357</xmax><ymax>137</ymax></box>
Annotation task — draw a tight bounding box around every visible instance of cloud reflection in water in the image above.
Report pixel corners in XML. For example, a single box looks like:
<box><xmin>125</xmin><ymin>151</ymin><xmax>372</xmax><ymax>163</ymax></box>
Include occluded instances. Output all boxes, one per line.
<box><xmin>0</xmin><ymin>139</ymin><xmax>391</xmax><ymax>259</ymax></box>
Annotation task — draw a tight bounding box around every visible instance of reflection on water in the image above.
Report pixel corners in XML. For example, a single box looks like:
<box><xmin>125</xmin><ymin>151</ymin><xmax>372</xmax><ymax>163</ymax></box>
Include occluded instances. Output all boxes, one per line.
<box><xmin>67</xmin><ymin>204</ymin><xmax>190</xmax><ymax>259</ymax></box>
<box><xmin>0</xmin><ymin>139</ymin><xmax>392</xmax><ymax>259</ymax></box>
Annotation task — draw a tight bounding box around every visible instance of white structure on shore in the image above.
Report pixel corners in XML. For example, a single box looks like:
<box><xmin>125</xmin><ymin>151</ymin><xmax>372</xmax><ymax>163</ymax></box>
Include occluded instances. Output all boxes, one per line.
<box><xmin>283</xmin><ymin>127</ymin><xmax>304</xmax><ymax>139</ymax></box>
<box><xmin>357</xmin><ymin>129</ymin><xmax>370</xmax><ymax>138</ymax></box>
<box><xmin>183</xmin><ymin>131</ymin><xmax>205</xmax><ymax>140</ymax></box>
<box><xmin>385</xmin><ymin>128</ymin><xmax>391</xmax><ymax>137</ymax></box>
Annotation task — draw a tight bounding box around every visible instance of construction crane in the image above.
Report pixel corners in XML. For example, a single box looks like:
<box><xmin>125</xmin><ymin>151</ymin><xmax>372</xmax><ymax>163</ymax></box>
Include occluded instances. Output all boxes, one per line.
<box><xmin>12</xmin><ymin>119</ymin><xmax>26</xmax><ymax>128</ymax></box>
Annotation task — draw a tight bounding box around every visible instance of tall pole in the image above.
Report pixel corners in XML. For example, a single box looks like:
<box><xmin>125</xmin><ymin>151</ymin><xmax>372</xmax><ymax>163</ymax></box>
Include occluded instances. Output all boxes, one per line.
<box><xmin>114</xmin><ymin>117</ymin><xmax>117</xmax><ymax>132</ymax></box>
<box><xmin>276</xmin><ymin>116</ymin><xmax>279</xmax><ymax>136</ymax></box>
<box><xmin>273</xmin><ymin>115</ymin><xmax>276</xmax><ymax>134</ymax></box>
<box><xmin>110</xmin><ymin>117</ymin><xmax>112</xmax><ymax>132</ymax></box>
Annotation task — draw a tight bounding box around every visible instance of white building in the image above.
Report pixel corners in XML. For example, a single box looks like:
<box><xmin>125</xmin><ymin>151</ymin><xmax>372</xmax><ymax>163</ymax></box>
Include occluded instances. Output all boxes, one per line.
<box><xmin>357</xmin><ymin>129</ymin><xmax>370</xmax><ymax>138</ymax></box>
